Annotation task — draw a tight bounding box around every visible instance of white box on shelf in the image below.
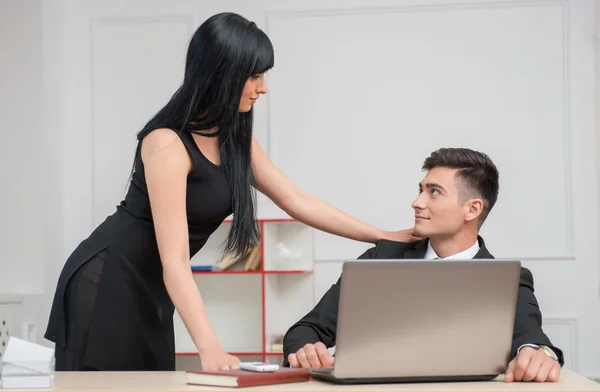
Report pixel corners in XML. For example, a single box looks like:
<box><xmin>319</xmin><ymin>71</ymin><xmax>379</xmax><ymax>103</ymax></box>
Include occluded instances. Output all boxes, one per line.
<box><xmin>263</xmin><ymin>221</ymin><xmax>314</xmax><ymax>271</ymax></box>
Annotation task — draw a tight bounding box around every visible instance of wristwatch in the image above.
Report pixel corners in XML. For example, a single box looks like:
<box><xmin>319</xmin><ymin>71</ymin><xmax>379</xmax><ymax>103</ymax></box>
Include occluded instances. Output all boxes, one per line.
<box><xmin>529</xmin><ymin>344</ymin><xmax>559</xmax><ymax>361</ymax></box>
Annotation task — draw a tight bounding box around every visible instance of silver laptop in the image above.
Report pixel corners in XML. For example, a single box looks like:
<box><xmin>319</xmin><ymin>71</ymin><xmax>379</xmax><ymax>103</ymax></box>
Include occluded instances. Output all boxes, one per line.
<box><xmin>310</xmin><ymin>259</ymin><xmax>521</xmax><ymax>384</ymax></box>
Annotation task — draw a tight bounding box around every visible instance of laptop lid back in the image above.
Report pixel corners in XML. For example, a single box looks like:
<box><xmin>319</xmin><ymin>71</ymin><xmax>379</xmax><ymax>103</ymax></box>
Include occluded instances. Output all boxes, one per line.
<box><xmin>333</xmin><ymin>259</ymin><xmax>521</xmax><ymax>379</ymax></box>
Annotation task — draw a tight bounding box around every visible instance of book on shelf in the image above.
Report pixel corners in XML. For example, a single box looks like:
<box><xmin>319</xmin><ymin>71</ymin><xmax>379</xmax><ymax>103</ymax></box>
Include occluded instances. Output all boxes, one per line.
<box><xmin>186</xmin><ymin>368</ymin><xmax>310</xmax><ymax>388</ymax></box>
<box><xmin>190</xmin><ymin>265</ymin><xmax>214</xmax><ymax>272</ymax></box>
<box><xmin>214</xmin><ymin>242</ymin><xmax>261</xmax><ymax>271</ymax></box>
<box><xmin>243</xmin><ymin>244</ymin><xmax>261</xmax><ymax>270</ymax></box>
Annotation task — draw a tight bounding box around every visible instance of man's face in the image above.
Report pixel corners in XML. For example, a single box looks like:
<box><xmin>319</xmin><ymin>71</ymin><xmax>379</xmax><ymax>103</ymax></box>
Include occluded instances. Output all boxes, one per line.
<box><xmin>411</xmin><ymin>167</ymin><xmax>470</xmax><ymax>238</ymax></box>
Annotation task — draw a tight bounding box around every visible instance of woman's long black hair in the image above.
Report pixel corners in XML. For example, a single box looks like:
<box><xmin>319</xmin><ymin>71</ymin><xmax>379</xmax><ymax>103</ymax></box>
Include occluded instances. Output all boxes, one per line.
<box><xmin>136</xmin><ymin>12</ymin><xmax>274</xmax><ymax>257</ymax></box>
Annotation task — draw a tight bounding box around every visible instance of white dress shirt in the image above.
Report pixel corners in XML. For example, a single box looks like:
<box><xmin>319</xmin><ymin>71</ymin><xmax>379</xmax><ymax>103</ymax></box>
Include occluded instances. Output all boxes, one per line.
<box><xmin>423</xmin><ymin>240</ymin><xmax>480</xmax><ymax>260</ymax></box>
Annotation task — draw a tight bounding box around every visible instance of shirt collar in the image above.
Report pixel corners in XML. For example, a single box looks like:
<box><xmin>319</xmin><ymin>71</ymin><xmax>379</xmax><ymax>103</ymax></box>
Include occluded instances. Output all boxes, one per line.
<box><xmin>424</xmin><ymin>239</ymin><xmax>480</xmax><ymax>260</ymax></box>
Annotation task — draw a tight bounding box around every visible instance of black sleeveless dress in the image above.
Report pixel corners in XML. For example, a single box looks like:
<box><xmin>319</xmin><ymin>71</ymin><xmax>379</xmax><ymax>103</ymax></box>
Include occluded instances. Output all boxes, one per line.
<box><xmin>45</xmin><ymin>131</ymin><xmax>233</xmax><ymax>371</ymax></box>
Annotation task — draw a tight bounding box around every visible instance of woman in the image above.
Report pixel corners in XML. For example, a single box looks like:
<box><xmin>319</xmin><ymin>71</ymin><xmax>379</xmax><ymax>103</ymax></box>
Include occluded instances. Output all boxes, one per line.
<box><xmin>45</xmin><ymin>12</ymin><xmax>419</xmax><ymax>372</ymax></box>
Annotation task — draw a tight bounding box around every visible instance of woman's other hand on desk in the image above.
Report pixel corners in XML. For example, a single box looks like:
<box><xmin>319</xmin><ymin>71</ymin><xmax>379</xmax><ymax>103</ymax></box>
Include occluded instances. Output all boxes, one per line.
<box><xmin>199</xmin><ymin>347</ymin><xmax>241</xmax><ymax>372</ymax></box>
<box><xmin>504</xmin><ymin>347</ymin><xmax>561</xmax><ymax>383</ymax></box>
<box><xmin>288</xmin><ymin>342</ymin><xmax>334</xmax><ymax>369</ymax></box>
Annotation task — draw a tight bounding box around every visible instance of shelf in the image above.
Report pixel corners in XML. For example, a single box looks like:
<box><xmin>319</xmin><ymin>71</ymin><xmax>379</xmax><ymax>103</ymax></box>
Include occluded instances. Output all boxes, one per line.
<box><xmin>191</xmin><ymin>269</ymin><xmax>262</xmax><ymax>275</ymax></box>
<box><xmin>176</xmin><ymin>351</ymin><xmax>283</xmax><ymax>357</ymax></box>
<box><xmin>190</xmin><ymin>269</ymin><xmax>310</xmax><ymax>275</ymax></box>
<box><xmin>264</xmin><ymin>273</ymin><xmax>314</xmax><ymax>354</ymax></box>
<box><xmin>175</xmin><ymin>218</ymin><xmax>315</xmax><ymax>368</ymax></box>
<box><xmin>174</xmin><ymin>274</ymin><xmax>263</xmax><ymax>355</ymax></box>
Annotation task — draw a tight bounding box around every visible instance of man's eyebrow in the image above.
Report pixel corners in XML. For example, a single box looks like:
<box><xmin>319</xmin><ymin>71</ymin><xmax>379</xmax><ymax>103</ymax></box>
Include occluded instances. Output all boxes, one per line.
<box><xmin>425</xmin><ymin>183</ymin><xmax>446</xmax><ymax>192</ymax></box>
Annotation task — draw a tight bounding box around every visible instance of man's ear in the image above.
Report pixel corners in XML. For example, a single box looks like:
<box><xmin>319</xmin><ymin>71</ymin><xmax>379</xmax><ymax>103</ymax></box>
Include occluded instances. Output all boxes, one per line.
<box><xmin>464</xmin><ymin>198</ymin><xmax>483</xmax><ymax>223</ymax></box>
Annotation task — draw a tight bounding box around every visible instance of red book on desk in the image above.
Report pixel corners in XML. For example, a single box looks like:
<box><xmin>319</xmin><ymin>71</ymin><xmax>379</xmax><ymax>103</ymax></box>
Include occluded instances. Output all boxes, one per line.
<box><xmin>186</xmin><ymin>368</ymin><xmax>311</xmax><ymax>388</ymax></box>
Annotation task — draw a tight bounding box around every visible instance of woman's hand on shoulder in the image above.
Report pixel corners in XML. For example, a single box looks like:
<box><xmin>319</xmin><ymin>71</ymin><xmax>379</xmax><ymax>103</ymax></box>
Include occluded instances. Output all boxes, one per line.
<box><xmin>249</xmin><ymin>136</ymin><xmax>422</xmax><ymax>244</ymax></box>
<box><xmin>379</xmin><ymin>228</ymin><xmax>423</xmax><ymax>243</ymax></box>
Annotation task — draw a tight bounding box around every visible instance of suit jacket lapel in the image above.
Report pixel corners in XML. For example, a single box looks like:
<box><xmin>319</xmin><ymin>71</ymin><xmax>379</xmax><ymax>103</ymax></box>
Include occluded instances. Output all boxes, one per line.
<box><xmin>402</xmin><ymin>239</ymin><xmax>429</xmax><ymax>259</ymax></box>
<box><xmin>473</xmin><ymin>235</ymin><xmax>493</xmax><ymax>259</ymax></box>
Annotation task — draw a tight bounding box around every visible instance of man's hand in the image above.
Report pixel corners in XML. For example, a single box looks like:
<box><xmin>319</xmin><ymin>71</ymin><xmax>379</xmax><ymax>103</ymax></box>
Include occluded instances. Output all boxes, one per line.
<box><xmin>288</xmin><ymin>342</ymin><xmax>334</xmax><ymax>369</ymax></box>
<box><xmin>504</xmin><ymin>347</ymin><xmax>561</xmax><ymax>383</ymax></box>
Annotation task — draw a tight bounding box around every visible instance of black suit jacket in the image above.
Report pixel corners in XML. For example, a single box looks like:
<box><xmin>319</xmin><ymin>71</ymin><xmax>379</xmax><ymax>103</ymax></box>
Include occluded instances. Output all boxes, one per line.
<box><xmin>282</xmin><ymin>236</ymin><xmax>564</xmax><ymax>367</ymax></box>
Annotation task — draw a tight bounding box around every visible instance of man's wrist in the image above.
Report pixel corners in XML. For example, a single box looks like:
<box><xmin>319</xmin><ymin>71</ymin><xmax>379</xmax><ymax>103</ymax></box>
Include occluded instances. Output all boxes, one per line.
<box><xmin>518</xmin><ymin>344</ymin><xmax>558</xmax><ymax>361</ymax></box>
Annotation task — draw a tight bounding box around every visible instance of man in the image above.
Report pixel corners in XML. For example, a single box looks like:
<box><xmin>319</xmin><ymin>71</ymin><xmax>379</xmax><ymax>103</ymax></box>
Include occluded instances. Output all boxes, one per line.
<box><xmin>283</xmin><ymin>148</ymin><xmax>563</xmax><ymax>383</ymax></box>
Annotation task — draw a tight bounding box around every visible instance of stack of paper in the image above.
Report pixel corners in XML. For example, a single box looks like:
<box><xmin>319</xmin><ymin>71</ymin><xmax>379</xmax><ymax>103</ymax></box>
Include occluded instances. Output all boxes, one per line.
<box><xmin>0</xmin><ymin>337</ymin><xmax>54</xmax><ymax>389</ymax></box>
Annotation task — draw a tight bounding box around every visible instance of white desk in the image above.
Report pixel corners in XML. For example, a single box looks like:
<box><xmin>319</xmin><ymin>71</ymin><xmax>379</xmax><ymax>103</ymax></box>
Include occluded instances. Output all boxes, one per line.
<box><xmin>1</xmin><ymin>370</ymin><xmax>598</xmax><ymax>392</ymax></box>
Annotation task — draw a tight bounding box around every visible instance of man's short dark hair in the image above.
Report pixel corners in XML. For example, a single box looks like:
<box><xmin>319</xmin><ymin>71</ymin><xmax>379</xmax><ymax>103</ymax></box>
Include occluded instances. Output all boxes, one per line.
<box><xmin>422</xmin><ymin>148</ymin><xmax>499</xmax><ymax>224</ymax></box>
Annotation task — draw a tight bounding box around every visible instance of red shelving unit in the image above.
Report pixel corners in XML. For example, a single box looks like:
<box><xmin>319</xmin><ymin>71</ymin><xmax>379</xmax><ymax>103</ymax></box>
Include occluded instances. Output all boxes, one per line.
<box><xmin>174</xmin><ymin>218</ymin><xmax>316</xmax><ymax>367</ymax></box>
<box><xmin>191</xmin><ymin>270</ymin><xmax>262</xmax><ymax>275</ymax></box>
<box><xmin>176</xmin><ymin>351</ymin><xmax>284</xmax><ymax>357</ymax></box>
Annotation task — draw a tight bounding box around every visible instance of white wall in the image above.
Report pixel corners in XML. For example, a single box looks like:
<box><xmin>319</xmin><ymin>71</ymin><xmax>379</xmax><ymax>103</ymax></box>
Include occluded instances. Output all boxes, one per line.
<box><xmin>0</xmin><ymin>0</ymin><xmax>50</xmax><ymax>344</ymax></box>
<box><xmin>596</xmin><ymin>0</ymin><xmax>600</xmax><ymax>249</ymax></box>
<box><xmin>0</xmin><ymin>0</ymin><xmax>65</xmax><ymax>343</ymax></box>
<box><xmin>0</xmin><ymin>0</ymin><xmax>45</xmax><ymax>295</ymax></box>
<box><xmin>1</xmin><ymin>0</ymin><xmax>599</xmax><ymax>378</ymax></box>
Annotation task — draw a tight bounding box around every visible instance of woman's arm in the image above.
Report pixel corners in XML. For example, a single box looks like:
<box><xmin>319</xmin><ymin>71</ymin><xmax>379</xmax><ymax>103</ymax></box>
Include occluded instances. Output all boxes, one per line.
<box><xmin>142</xmin><ymin>128</ymin><xmax>239</xmax><ymax>371</ymax></box>
<box><xmin>251</xmin><ymin>137</ymin><xmax>420</xmax><ymax>243</ymax></box>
